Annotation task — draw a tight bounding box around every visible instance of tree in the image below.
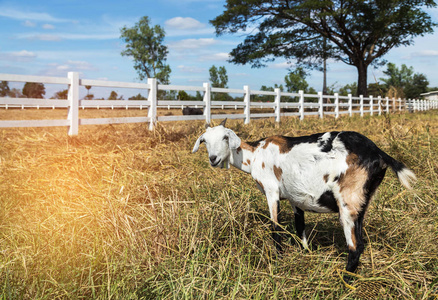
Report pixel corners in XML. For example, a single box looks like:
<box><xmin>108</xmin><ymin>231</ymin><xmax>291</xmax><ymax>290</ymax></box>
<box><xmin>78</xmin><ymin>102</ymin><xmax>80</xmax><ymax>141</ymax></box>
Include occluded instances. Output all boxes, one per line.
<box><xmin>9</xmin><ymin>88</ymin><xmax>23</xmax><ymax>98</ymax></box>
<box><xmin>339</xmin><ymin>82</ymin><xmax>358</xmax><ymax>96</ymax></box>
<box><xmin>380</xmin><ymin>63</ymin><xmax>429</xmax><ymax>99</ymax></box>
<box><xmin>366</xmin><ymin>83</ymin><xmax>385</xmax><ymax>97</ymax></box>
<box><xmin>177</xmin><ymin>90</ymin><xmax>191</xmax><ymax>100</ymax></box>
<box><xmin>53</xmin><ymin>89</ymin><xmax>68</xmax><ymax>99</ymax></box>
<box><xmin>120</xmin><ymin>16</ymin><xmax>171</xmax><ymax>84</ymax></box>
<box><xmin>129</xmin><ymin>93</ymin><xmax>147</xmax><ymax>100</ymax></box>
<box><xmin>209</xmin><ymin>65</ymin><xmax>228</xmax><ymax>88</ymax></box>
<box><xmin>284</xmin><ymin>67</ymin><xmax>309</xmax><ymax>93</ymax></box>
<box><xmin>84</xmin><ymin>85</ymin><xmax>93</xmax><ymax>99</ymax></box>
<box><xmin>108</xmin><ymin>91</ymin><xmax>123</xmax><ymax>100</ymax></box>
<box><xmin>209</xmin><ymin>65</ymin><xmax>229</xmax><ymax>100</ymax></box>
<box><xmin>211</xmin><ymin>0</ymin><xmax>437</xmax><ymax>96</ymax></box>
<box><xmin>22</xmin><ymin>82</ymin><xmax>45</xmax><ymax>98</ymax></box>
<box><xmin>0</xmin><ymin>81</ymin><xmax>10</xmax><ymax>97</ymax></box>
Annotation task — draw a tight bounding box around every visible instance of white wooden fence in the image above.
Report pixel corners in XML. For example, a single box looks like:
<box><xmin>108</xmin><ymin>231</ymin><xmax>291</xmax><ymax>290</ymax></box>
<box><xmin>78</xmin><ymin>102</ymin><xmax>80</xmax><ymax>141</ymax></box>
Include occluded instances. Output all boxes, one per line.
<box><xmin>0</xmin><ymin>72</ymin><xmax>437</xmax><ymax>135</ymax></box>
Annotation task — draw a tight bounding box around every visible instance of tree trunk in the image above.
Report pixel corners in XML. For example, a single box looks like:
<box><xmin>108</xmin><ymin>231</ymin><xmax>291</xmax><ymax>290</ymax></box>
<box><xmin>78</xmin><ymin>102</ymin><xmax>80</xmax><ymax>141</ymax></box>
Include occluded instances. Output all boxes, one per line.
<box><xmin>356</xmin><ymin>61</ymin><xmax>368</xmax><ymax>97</ymax></box>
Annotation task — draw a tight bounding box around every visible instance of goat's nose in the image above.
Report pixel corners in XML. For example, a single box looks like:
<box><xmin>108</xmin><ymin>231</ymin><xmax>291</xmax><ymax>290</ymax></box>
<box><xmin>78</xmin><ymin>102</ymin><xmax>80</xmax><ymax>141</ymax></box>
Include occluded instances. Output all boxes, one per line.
<box><xmin>209</xmin><ymin>155</ymin><xmax>217</xmax><ymax>164</ymax></box>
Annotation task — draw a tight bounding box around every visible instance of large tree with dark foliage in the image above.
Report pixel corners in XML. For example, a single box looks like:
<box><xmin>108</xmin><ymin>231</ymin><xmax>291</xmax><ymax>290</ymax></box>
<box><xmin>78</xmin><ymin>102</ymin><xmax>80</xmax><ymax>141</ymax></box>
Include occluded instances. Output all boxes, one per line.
<box><xmin>211</xmin><ymin>0</ymin><xmax>436</xmax><ymax>96</ymax></box>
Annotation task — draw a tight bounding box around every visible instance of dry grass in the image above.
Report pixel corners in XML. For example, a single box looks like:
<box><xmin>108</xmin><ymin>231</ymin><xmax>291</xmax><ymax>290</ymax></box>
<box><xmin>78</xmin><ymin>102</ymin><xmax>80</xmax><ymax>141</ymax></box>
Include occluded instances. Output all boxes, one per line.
<box><xmin>0</xmin><ymin>110</ymin><xmax>437</xmax><ymax>299</ymax></box>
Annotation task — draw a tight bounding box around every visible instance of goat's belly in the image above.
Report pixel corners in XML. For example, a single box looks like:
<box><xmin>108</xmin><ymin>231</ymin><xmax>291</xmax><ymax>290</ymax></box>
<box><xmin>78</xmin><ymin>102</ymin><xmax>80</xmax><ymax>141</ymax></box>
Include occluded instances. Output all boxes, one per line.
<box><xmin>280</xmin><ymin>184</ymin><xmax>337</xmax><ymax>214</ymax></box>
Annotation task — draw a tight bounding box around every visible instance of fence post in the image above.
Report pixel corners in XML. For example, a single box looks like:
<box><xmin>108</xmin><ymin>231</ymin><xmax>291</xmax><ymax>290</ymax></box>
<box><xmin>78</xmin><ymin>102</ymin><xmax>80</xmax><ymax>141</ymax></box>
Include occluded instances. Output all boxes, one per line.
<box><xmin>378</xmin><ymin>96</ymin><xmax>382</xmax><ymax>116</ymax></box>
<box><xmin>203</xmin><ymin>82</ymin><xmax>211</xmax><ymax>125</ymax></box>
<box><xmin>148</xmin><ymin>78</ymin><xmax>157</xmax><ymax>130</ymax></box>
<box><xmin>398</xmin><ymin>98</ymin><xmax>402</xmax><ymax>111</ymax></box>
<box><xmin>386</xmin><ymin>97</ymin><xmax>389</xmax><ymax>114</ymax></box>
<box><xmin>360</xmin><ymin>95</ymin><xmax>364</xmax><ymax>117</ymax></box>
<box><xmin>67</xmin><ymin>72</ymin><xmax>79</xmax><ymax>136</ymax></box>
<box><xmin>369</xmin><ymin>95</ymin><xmax>373</xmax><ymax>116</ymax></box>
<box><xmin>244</xmin><ymin>85</ymin><xmax>250</xmax><ymax>124</ymax></box>
<box><xmin>318</xmin><ymin>91</ymin><xmax>324</xmax><ymax>118</ymax></box>
<box><xmin>299</xmin><ymin>90</ymin><xmax>304</xmax><ymax>120</ymax></box>
<box><xmin>348</xmin><ymin>94</ymin><xmax>353</xmax><ymax>117</ymax></box>
<box><xmin>334</xmin><ymin>92</ymin><xmax>339</xmax><ymax>118</ymax></box>
<box><xmin>275</xmin><ymin>88</ymin><xmax>281</xmax><ymax>123</ymax></box>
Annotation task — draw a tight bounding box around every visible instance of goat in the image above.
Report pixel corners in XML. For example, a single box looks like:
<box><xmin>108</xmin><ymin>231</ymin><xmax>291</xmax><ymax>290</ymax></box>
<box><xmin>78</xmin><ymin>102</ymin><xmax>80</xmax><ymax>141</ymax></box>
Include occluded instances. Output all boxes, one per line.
<box><xmin>192</xmin><ymin>119</ymin><xmax>416</xmax><ymax>277</ymax></box>
<box><xmin>183</xmin><ymin>107</ymin><xmax>203</xmax><ymax>115</ymax></box>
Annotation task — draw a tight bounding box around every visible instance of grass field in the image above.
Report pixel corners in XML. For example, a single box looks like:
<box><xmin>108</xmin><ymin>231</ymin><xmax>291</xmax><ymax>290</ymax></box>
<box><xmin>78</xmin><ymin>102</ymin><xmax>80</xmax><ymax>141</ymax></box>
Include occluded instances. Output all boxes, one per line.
<box><xmin>0</xmin><ymin>111</ymin><xmax>437</xmax><ymax>299</ymax></box>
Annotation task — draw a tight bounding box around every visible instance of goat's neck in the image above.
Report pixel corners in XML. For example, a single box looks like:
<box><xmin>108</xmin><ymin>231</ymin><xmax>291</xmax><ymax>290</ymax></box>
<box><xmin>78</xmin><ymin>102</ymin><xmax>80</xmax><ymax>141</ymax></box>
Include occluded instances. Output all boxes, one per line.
<box><xmin>229</xmin><ymin>141</ymin><xmax>255</xmax><ymax>174</ymax></box>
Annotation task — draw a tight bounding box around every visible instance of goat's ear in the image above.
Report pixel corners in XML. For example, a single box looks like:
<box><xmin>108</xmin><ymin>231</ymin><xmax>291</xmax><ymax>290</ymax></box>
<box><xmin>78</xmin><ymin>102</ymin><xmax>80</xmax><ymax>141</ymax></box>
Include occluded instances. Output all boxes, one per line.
<box><xmin>192</xmin><ymin>134</ymin><xmax>204</xmax><ymax>153</ymax></box>
<box><xmin>219</xmin><ymin>118</ymin><xmax>227</xmax><ymax>127</ymax></box>
<box><xmin>226</xmin><ymin>129</ymin><xmax>241</xmax><ymax>149</ymax></box>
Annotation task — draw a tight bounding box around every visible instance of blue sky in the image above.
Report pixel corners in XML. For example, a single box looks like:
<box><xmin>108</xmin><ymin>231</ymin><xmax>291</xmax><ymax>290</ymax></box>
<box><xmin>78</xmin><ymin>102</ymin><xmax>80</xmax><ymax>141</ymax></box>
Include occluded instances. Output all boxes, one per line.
<box><xmin>1</xmin><ymin>0</ymin><xmax>438</xmax><ymax>98</ymax></box>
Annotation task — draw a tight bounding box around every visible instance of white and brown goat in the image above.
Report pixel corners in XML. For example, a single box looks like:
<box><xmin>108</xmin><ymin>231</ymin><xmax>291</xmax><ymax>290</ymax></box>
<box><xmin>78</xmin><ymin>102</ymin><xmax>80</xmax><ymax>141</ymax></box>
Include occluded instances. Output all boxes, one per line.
<box><xmin>192</xmin><ymin>119</ymin><xmax>416</xmax><ymax>276</ymax></box>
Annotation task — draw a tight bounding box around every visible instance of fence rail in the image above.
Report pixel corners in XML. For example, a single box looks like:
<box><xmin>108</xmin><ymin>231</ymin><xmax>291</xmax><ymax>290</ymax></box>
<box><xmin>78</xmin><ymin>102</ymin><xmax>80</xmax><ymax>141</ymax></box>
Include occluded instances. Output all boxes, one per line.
<box><xmin>0</xmin><ymin>72</ymin><xmax>437</xmax><ymax>135</ymax></box>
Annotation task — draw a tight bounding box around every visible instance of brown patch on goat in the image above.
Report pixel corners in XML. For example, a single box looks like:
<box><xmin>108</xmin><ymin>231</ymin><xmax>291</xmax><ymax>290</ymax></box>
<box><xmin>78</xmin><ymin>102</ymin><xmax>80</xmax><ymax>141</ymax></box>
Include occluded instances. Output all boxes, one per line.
<box><xmin>273</xmin><ymin>165</ymin><xmax>283</xmax><ymax>181</ymax></box>
<box><xmin>349</xmin><ymin>227</ymin><xmax>357</xmax><ymax>251</ymax></box>
<box><xmin>262</xmin><ymin>162</ymin><xmax>265</xmax><ymax>169</ymax></box>
<box><xmin>239</xmin><ymin>142</ymin><xmax>255</xmax><ymax>152</ymax></box>
<box><xmin>247</xmin><ymin>159</ymin><xmax>251</xmax><ymax>165</ymax></box>
<box><xmin>271</xmin><ymin>201</ymin><xmax>279</xmax><ymax>223</ymax></box>
<box><xmin>262</xmin><ymin>136</ymin><xmax>291</xmax><ymax>154</ymax></box>
<box><xmin>323</xmin><ymin>174</ymin><xmax>329</xmax><ymax>183</ymax></box>
<box><xmin>338</xmin><ymin>153</ymin><xmax>368</xmax><ymax>215</ymax></box>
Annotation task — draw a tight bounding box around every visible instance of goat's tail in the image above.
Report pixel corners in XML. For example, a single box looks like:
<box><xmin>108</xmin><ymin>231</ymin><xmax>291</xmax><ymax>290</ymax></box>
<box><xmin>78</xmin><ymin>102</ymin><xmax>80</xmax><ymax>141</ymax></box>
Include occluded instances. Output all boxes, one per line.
<box><xmin>380</xmin><ymin>151</ymin><xmax>417</xmax><ymax>189</ymax></box>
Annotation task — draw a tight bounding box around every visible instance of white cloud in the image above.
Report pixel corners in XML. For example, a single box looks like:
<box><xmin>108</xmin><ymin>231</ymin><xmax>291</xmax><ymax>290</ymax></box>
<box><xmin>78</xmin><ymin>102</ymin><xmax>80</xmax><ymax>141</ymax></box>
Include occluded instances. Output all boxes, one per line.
<box><xmin>23</xmin><ymin>34</ymin><xmax>62</xmax><ymax>41</ymax></box>
<box><xmin>199</xmin><ymin>52</ymin><xmax>230</xmax><ymax>62</ymax></box>
<box><xmin>177</xmin><ymin>65</ymin><xmax>206</xmax><ymax>73</ymax></box>
<box><xmin>268</xmin><ymin>61</ymin><xmax>293</xmax><ymax>69</ymax></box>
<box><xmin>0</xmin><ymin>6</ymin><xmax>72</xmax><ymax>22</ymax></box>
<box><xmin>165</xmin><ymin>17</ymin><xmax>205</xmax><ymax>30</ymax></box>
<box><xmin>42</xmin><ymin>24</ymin><xmax>55</xmax><ymax>30</ymax></box>
<box><xmin>164</xmin><ymin>17</ymin><xmax>214</xmax><ymax>37</ymax></box>
<box><xmin>23</xmin><ymin>20</ymin><xmax>36</xmax><ymax>27</ymax></box>
<box><xmin>168</xmin><ymin>38</ymin><xmax>217</xmax><ymax>50</ymax></box>
<box><xmin>66</xmin><ymin>60</ymin><xmax>96</xmax><ymax>71</ymax></box>
<box><xmin>403</xmin><ymin>50</ymin><xmax>438</xmax><ymax>59</ymax></box>
<box><xmin>0</xmin><ymin>50</ymin><xmax>37</xmax><ymax>62</ymax></box>
<box><xmin>40</xmin><ymin>60</ymin><xmax>98</xmax><ymax>77</ymax></box>
<box><xmin>18</xmin><ymin>32</ymin><xmax>118</xmax><ymax>41</ymax></box>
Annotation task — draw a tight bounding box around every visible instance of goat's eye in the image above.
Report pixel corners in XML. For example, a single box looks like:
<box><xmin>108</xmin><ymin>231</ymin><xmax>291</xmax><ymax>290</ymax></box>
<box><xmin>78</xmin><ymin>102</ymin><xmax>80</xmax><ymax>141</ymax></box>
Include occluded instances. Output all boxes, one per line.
<box><xmin>223</xmin><ymin>136</ymin><xmax>229</xmax><ymax>141</ymax></box>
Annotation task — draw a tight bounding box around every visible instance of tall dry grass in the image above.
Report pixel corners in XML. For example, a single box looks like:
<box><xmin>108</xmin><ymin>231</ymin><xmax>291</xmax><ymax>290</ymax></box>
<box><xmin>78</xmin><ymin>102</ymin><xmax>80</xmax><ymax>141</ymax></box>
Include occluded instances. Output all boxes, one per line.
<box><xmin>0</xmin><ymin>111</ymin><xmax>437</xmax><ymax>299</ymax></box>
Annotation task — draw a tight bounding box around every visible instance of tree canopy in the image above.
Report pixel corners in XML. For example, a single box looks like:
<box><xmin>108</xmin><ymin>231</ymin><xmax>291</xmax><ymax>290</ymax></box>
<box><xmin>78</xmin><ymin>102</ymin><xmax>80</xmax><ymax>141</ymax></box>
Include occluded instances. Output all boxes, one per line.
<box><xmin>22</xmin><ymin>82</ymin><xmax>45</xmax><ymax>98</ymax></box>
<box><xmin>380</xmin><ymin>62</ymin><xmax>429</xmax><ymax>99</ymax></box>
<box><xmin>211</xmin><ymin>0</ymin><xmax>437</xmax><ymax>96</ymax></box>
<box><xmin>52</xmin><ymin>89</ymin><xmax>68</xmax><ymax>99</ymax></box>
<box><xmin>120</xmin><ymin>16</ymin><xmax>171</xmax><ymax>84</ymax></box>
<box><xmin>0</xmin><ymin>81</ymin><xmax>10</xmax><ymax>97</ymax></box>
<box><xmin>209</xmin><ymin>65</ymin><xmax>228</xmax><ymax>88</ymax></box>
<box><xmin>284</xmin><ymin>67</ymin><xmax>309</xmax><ymax>93</ymax></box>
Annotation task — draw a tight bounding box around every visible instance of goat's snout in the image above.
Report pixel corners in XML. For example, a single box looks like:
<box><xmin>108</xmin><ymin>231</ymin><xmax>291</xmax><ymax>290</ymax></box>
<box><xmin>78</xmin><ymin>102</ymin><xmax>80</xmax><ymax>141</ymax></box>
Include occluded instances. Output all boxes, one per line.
<box><xmin>209</xmin><ymin>155</ymin><xmax>218</xmax><ymax>164</ymax></box>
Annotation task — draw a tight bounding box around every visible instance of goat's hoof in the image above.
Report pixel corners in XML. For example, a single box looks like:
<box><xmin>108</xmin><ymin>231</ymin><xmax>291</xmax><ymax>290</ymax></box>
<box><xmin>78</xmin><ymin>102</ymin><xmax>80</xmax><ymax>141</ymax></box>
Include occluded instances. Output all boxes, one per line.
<box><xmin>343</xmin><ymin>274</ymin><xmax>355</xmax><ymax>284</ymax></box>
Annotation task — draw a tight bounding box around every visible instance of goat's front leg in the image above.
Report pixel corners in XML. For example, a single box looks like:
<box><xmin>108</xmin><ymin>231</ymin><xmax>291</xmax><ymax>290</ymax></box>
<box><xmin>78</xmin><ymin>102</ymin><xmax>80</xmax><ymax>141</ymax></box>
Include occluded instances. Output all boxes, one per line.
<box><xmin>293</xmin><ymin>206</ymin><xmax>309</xmax><ymax>250</ymax></box>
<box><xmin>266</xmin><ymin>190</ymin><xmax>282</xmax><ymax>253</ymax></box>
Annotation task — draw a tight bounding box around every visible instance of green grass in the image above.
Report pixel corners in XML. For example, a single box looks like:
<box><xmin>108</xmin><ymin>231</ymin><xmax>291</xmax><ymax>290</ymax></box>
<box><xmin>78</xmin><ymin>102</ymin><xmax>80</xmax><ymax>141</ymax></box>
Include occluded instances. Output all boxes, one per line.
<box><xmin>0</xmin><ymin>111</ymin><xmax>437</xmax><ymax>299</ymax></box>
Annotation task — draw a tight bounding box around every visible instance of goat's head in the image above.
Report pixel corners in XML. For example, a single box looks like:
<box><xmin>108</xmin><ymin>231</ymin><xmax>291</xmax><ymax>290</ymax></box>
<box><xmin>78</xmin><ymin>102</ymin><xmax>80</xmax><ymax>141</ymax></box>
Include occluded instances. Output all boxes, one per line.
<box><xmin>192</xmin><ymin>119</ymin><xmax>241</xmax><ymax>169</ymax></box>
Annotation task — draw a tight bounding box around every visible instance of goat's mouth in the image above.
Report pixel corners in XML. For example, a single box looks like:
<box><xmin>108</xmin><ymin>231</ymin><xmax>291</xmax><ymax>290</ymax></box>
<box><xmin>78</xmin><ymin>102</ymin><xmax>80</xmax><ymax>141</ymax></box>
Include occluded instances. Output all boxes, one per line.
<box><xmin>210</xmin><ymin>159</ymin><xmax>221</xmax><ymax>167</ymax></box>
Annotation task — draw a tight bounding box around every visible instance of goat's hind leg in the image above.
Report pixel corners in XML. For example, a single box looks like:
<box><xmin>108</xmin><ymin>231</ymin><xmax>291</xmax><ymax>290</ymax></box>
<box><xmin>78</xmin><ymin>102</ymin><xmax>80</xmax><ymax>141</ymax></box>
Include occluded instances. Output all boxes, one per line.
<box><xmin>266</xmin><ymin>191</ymin><xmax>283</xmax><ymax>254</ymax></box>
<box><xmin>339</xmin><ymin>207</ymin><xmax>365</xmax><ymax>282</ymax></box>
